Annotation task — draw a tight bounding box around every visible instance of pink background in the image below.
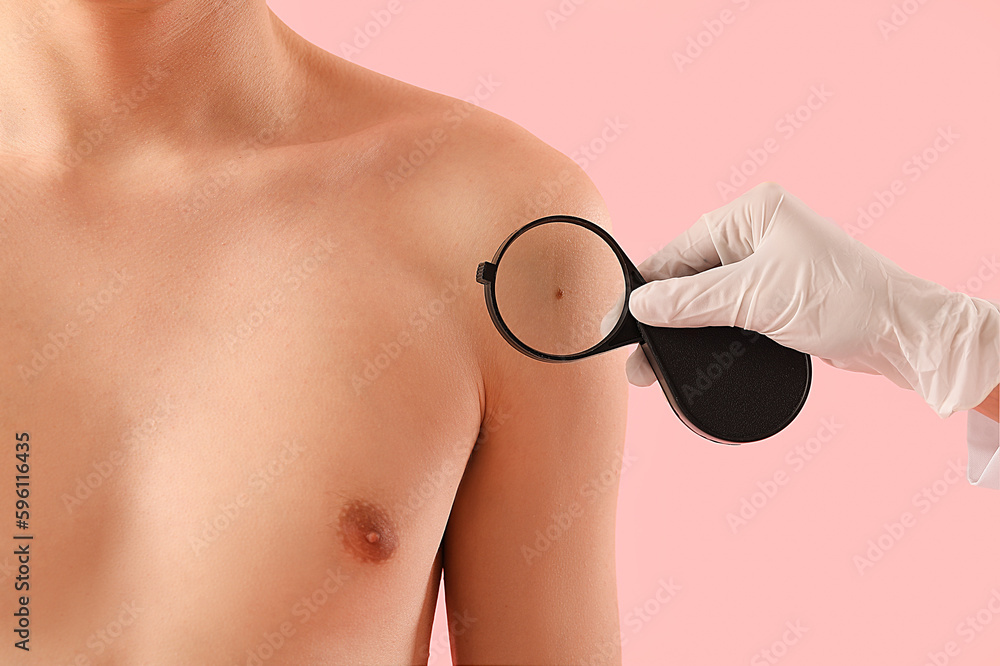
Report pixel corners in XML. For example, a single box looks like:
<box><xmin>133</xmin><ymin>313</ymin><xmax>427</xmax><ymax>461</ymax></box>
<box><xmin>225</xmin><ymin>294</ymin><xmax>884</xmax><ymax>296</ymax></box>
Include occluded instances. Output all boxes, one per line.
<box><xmin>269</xmin><ymin>1</ymin><xmax>1000</xmax><ymax>663</ymax></box>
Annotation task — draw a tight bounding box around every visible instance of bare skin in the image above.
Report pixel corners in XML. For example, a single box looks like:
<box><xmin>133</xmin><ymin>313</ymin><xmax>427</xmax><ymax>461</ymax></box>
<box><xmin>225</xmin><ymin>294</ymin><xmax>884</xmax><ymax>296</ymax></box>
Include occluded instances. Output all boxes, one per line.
<box><xmin>975</xmin><ymin>384</ymin><xmax>999</xmax><ymax>422</ymax></box>
<box><xmin>0</xmin><ymin>1</ymin><xmax>629</xmax><ymax>664</ymax></box>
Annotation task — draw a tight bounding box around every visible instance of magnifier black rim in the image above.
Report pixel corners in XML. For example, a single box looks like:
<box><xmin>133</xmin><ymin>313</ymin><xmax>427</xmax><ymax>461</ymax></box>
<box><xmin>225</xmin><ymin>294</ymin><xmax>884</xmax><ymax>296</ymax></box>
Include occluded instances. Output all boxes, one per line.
<box><xmin>481</xmin><ymin>214</ymin><xmax>634</xmax><ymax>363</ymax></box>
<box><xmin>477</xmin><ymin>215</ymin><xmax>814</xmax><ymax>445</ymax></box>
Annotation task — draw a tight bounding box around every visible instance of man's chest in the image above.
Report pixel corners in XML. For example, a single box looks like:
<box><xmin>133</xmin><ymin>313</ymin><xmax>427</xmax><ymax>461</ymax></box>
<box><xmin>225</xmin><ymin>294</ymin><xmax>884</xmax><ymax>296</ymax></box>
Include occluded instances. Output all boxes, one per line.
<box><xmin>0</xmin><ymin>191</ymin><xmax>484</xmax><ymax>645</ymax></box>
<box><xmin>1</xmin><ymin>179</ymin><xmax>482</xmax><ymax>424</ymax></box>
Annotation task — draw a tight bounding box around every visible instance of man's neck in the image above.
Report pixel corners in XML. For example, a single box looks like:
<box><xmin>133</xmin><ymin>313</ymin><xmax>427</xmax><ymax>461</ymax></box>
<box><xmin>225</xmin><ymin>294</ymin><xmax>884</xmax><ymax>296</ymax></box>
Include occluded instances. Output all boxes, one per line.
<box><xmin>0</xmin><ymin>0</ymin><xmax>309</xmax><ymax>167</ymax></box>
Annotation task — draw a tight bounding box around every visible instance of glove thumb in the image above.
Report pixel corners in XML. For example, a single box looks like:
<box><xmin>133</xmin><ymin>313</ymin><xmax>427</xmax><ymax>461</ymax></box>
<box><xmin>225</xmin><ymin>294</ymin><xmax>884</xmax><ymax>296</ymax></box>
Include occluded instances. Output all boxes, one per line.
<box><xmin>628</xmin><ymin>261</ymin><xmax>749</xmax><ymax>329</ymax></box>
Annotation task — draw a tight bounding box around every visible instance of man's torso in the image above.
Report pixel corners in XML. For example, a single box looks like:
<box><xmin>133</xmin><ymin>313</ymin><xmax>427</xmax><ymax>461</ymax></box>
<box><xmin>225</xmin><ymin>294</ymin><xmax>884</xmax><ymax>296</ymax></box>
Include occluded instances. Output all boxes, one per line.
<box><xmin>0</xmin><ymin>74</ymin><xmax>498</xmax><ymax>664</ymax></box>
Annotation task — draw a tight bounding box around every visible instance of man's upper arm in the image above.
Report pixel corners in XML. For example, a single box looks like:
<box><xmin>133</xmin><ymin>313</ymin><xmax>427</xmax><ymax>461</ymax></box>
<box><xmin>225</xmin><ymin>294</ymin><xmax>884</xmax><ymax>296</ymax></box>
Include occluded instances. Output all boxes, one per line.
<box><xmin>441</xmin><ymin>114</ymin><xmax>630</xmax><ymax>664</ymax></box>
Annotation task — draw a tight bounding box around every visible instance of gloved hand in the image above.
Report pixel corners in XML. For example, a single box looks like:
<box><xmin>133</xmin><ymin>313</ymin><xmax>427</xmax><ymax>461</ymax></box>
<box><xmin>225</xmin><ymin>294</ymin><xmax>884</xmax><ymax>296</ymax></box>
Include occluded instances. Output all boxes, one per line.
<box><xmin>626</xmin><ymin>182</ymin><xmax>1000</xmax><ymax>418</ymax></box>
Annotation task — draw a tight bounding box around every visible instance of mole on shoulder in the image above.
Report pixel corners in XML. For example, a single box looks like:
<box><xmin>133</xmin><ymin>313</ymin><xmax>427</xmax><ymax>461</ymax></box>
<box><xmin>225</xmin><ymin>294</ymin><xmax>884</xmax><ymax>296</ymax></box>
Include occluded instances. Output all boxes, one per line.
<box><xmin>337</xmin><ymin>499</ymin><xmax>398</xmax><ymax>564</ymax></box>
<box><xmin>555</xmin><ymin>288</ymin><xmax>564</xmax><ymax>300</ymax></box>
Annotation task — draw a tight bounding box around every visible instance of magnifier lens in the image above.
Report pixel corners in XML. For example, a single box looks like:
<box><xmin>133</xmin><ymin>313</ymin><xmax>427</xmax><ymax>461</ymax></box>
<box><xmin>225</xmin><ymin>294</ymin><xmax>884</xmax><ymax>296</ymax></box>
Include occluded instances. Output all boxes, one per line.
<box><xmin>494</xmin><ymin>222</ymin><xmax>626</xmax><ymax>357</ymax></box>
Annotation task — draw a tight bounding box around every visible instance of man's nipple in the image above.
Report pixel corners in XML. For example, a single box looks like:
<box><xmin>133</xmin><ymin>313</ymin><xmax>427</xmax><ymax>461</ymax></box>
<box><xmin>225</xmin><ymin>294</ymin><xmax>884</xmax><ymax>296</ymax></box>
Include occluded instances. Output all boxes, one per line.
<box><xmin>338</xmin><ymin>499</ymin><xmax>398</xmax><ymax>564</ymax></box>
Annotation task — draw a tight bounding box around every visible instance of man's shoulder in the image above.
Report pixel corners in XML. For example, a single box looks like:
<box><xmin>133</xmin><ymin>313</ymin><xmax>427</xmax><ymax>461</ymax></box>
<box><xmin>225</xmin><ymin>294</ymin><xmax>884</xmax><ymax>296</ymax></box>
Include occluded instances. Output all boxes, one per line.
<box><xmin>317</xmin><ymin>65</ymin><xmax>611</xmax><ymax>239</ymax></box>
<box><xmin>404</xmin><ymin>92</ymin><xmax>606</xmax><ymax>231</ymax></box>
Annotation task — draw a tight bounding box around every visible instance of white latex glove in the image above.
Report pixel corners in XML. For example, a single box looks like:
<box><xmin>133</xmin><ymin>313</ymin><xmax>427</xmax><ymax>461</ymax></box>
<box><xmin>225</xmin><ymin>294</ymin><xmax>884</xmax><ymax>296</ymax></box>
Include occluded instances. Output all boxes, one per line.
<box><xmin>626</xmin><ymin>182</ymin><xmax>1000</xmax><ymax>418</ymax></box>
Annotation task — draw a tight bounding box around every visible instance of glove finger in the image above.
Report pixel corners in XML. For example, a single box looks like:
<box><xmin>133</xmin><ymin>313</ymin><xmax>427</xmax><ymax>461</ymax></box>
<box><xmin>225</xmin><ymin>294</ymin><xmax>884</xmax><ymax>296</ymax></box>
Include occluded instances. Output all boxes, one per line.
<box><xmin>637</xmin><ymin>216</ymin><xmax>720</xmax><ymax>280</ymax></box>
<box><xmin>637</xmin><ymin>182</ymin><xmax>783</xmax><ymax>281</ymax></box>
<box><xmin>629</xmin><ymin>260</ymin><xmax>751</xmax><ymax>329</ymax></box>
<box><xmin>821</xmin><ymin>356</ymin><xmax>882</xmax><ymax>376</ymax></box>
<box><xmin>626</xmin><ymin>347</ymin><xmax>658</xmax><ymax>387</ymax></box>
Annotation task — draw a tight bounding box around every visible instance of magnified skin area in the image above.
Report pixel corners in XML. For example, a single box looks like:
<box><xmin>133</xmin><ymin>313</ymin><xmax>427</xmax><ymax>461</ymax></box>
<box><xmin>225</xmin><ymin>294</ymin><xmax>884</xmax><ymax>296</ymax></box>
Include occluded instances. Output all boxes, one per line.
<box><xmin>338</xmin><ymin>499</ymin><xmax>399</xmax><ymax>564</ymax></box>
<box><xmin>495</xmin><ymin>222</ymin><xmax>626</xmax><ymax>356</ymax></box>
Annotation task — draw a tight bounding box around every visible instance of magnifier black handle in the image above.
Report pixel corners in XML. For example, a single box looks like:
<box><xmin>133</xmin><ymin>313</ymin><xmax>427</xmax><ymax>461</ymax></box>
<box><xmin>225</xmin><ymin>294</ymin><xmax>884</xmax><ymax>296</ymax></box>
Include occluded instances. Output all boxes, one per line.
<box><xmin>635</xmin><ymin>321</ymin><xmax>812</xmax><ymax>444</ymax></box>
<box><xmin>474</xmin><ymin>212</ymin><xmax>811</xmax><ymax>443</ymax></box>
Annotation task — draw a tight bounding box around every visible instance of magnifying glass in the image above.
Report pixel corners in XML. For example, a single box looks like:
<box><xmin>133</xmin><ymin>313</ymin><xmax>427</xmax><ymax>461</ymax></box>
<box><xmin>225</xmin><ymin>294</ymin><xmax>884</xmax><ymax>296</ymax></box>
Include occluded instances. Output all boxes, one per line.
<box><xmin>475</xmin><ymin>214</ymin><xmax>811</xmax><ymax>444</ymax></box>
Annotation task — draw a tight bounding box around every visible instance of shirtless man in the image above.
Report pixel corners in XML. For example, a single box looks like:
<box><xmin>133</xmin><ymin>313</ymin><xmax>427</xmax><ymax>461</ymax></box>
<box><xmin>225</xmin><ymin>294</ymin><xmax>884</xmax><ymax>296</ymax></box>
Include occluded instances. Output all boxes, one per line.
<box><xmin>0</xmin><ymin>0</ymin><xmax>629</xmax><ymax>664</ymax></box>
